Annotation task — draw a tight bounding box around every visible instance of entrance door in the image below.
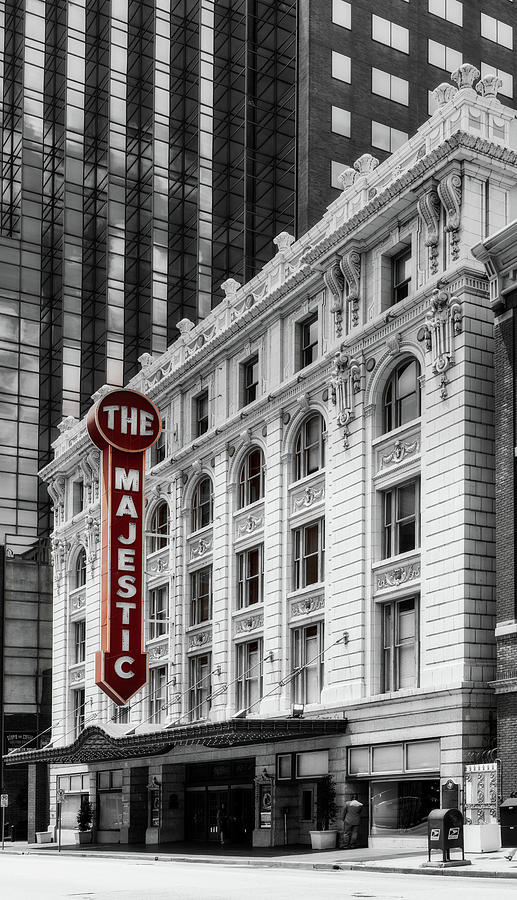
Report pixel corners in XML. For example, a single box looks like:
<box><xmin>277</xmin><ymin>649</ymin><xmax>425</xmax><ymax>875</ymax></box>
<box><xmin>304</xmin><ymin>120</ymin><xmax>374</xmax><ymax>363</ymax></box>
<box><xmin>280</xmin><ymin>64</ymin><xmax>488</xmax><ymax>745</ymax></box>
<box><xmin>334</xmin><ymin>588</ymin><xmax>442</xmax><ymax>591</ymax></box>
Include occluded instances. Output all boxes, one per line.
<box><xmin>346</xmin><ymin>781</ymin><xmax>369</xmax><ymax>848</ymax></box>
<box><xmin>207</xmin><ymin>788</ymin><xmax>228</xmax><ymax>843</ymax></box>
<box><xmin>228</xmin><ymin>786</ymin><xmax>254</xmax><ymax>845</ymax></box>
<box><xmin>185</xmin><ymin>787</ymin><xmax>206</xmax><ymax>842</ymax></box>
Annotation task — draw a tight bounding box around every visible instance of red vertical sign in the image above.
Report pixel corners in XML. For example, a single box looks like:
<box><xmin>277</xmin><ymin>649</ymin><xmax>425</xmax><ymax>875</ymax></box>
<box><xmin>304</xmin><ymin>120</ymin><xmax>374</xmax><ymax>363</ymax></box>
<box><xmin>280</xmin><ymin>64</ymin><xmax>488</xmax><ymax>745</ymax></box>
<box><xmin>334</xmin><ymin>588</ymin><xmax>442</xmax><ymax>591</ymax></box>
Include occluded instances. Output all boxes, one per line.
<box><xmin>87</xmin><ymin>388</ymin><xmax>162</xmax><ymax>705</ymax></box>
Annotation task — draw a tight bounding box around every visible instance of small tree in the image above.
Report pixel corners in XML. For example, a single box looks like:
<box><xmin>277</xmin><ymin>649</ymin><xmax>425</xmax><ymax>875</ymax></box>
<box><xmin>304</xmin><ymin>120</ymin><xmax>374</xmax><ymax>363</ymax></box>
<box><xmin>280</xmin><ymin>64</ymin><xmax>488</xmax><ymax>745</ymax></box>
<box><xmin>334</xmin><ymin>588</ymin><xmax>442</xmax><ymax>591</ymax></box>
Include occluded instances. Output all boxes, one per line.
<box><xmin>76</xmin><ymin>800</ymin><xmax>93</xmax><ymax>832</ymax></box>
<box><xmin>316</xmin><ymin>775</ymin><xmax>338</xmax><ymax>830</ymax></box>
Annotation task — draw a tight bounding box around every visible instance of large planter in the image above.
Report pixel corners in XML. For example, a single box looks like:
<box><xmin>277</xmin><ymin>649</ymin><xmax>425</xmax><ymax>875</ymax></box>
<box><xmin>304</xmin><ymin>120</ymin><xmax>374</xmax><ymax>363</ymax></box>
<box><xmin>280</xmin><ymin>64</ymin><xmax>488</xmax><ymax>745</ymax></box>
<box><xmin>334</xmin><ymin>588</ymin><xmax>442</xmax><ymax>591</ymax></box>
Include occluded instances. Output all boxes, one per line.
<box><xmin>35</xmin><ymin>832</ymin><xmax>53</xmax><ymax>844</ymax></box>
<box><xmin>74</xmin><ymin>830</ymin><xmax>92</xmax><ymax>845</ymax></box>
<box><xmin>309</xmin><ymin>830</ymin><xmax>338</xmax><ymax>850</ymax></box>
<box><xmin>463</xmin><ymin>823</ymin><xmax>501</xmax><ymax>853</ymax></box>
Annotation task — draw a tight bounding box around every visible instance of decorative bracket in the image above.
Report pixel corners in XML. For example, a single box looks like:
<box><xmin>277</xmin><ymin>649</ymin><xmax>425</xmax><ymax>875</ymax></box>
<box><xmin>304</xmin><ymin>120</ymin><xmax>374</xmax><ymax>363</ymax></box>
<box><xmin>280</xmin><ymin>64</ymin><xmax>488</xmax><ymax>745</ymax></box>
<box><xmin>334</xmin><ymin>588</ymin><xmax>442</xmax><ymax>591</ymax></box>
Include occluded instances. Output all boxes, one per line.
<box><xmin>421</xmin><ymin>288</ymin><xmax>462</xmax><ymax>398</ymax></box>
<box><xmin>340</xmin><ymin>250</ymin><xmax>361</xmax><ymax>328</ymax></box>
<box><xmin>323</xmin><ymin>261</ymin><xmax>345</xmax><ymax>337</ymax></box>
<box><xmin>417</xmin><ymin>187</ymin><xmax>441</xmax><ymax>275</ymax></box>
<box><xmin>437</xmin><ymin>172</ymin><xmax>462</xmax><ymax>260</ymax></box>
<box><xmin>329</xmin><ymin>351</ymin><xmax>362</xmax><ymax>448</ymax></box>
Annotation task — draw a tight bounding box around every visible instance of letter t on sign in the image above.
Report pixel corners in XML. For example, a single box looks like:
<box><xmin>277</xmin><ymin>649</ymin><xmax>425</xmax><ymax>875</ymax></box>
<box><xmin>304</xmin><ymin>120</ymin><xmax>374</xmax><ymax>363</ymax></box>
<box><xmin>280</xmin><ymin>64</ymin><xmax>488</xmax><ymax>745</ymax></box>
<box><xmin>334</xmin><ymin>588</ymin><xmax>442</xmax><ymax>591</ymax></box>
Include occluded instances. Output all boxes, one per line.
<box><xmin>87</xmin><ymin>388</ymin><xmax>162</xmax><ymax>705</ymax></box>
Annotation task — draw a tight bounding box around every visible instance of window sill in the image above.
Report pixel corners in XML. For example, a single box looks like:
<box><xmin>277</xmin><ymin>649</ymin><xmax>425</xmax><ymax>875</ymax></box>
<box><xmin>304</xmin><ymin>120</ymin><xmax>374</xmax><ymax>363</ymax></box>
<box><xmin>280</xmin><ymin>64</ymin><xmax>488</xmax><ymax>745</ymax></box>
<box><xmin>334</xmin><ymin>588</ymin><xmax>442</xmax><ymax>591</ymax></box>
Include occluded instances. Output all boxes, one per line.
<box><xmin>372</xmin><ymin>418</ymin><xmax>421</xmax><ymax>447</ymax></box>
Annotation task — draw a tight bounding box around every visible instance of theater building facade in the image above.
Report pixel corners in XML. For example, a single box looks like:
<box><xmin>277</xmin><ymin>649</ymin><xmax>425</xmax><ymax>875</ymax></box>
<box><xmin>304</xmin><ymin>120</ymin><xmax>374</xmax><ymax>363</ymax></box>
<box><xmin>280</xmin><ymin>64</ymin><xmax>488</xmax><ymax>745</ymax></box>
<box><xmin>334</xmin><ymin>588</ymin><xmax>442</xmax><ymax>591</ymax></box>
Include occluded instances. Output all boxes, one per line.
<box><xmin>8</xmin><ymin>67</ymin><xmax>514</xmax><ymax>848</ymax></box>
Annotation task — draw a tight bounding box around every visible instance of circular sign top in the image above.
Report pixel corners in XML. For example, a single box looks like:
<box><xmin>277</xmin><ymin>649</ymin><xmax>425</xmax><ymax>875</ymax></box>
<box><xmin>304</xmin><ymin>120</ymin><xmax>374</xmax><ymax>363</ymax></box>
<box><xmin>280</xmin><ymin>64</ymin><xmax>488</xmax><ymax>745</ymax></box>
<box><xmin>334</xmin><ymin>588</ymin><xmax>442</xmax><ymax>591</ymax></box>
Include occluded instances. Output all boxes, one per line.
<box><xmin>87</xmin><ymin>388</ymin><xmax>162</xmax><ymax>454</ymax></box>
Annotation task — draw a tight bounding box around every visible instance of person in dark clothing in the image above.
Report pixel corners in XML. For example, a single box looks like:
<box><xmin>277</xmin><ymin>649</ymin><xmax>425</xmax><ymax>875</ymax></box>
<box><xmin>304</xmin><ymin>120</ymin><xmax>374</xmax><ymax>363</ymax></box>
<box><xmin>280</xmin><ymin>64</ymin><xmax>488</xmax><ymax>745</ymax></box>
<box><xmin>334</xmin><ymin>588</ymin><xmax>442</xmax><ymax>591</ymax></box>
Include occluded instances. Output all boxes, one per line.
<box><xmin>342</xmin><ymin>793</ymin><xmax>363</xmax><ymax>849</ymax></box>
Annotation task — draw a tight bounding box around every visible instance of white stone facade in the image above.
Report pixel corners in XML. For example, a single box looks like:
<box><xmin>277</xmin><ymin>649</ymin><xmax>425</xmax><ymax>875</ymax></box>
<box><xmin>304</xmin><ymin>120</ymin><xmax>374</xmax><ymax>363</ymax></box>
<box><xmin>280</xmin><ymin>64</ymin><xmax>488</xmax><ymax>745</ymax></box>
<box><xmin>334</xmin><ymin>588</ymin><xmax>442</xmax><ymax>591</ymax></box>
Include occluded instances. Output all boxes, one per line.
<box><xmin>38</xmin><ymin>67</ymin><xmax>516</xmax><ymax>847</ymax></box>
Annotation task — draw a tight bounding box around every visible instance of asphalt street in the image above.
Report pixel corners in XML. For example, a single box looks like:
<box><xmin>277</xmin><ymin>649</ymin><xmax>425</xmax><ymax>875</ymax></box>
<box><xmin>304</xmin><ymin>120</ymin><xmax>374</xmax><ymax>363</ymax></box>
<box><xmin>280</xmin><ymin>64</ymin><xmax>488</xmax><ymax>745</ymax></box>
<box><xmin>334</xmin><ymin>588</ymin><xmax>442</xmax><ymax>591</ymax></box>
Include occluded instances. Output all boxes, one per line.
<box><xmin>1</xmin><ymin>856</ymin><xmax>516</xmax><ymax>900</ymax></box>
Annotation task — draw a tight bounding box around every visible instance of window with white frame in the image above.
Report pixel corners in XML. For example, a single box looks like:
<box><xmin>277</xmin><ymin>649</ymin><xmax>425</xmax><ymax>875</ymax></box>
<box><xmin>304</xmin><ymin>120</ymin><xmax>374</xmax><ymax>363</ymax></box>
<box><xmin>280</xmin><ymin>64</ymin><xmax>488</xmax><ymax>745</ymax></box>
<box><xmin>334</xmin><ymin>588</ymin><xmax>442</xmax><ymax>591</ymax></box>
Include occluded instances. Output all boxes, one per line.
<box><xmin>382</xmin><ymin>597</ymin><xmax>419</xmax><ymax>692</ymax></box>
<box><xmin>371</xmin><ymin>14</ymin><xmax>409</xmax><ymax>53</ymax></box>
<box><xmin>241</xmin><ymin>354</ymin><xmax>259</xmax><ymax>406</ymax></box>
<box><xmin>372</xmin><ymin>68</ymin><xmax>409</xmax><ymax>105</ymax></box>
<box><xmin>331</xmin><ymin>106</ymin><xmax>351</xmax><ymax>138</ymax></box>
<box><xmin>382</xmin><ymin>480</ymin><xmax>420</xmax><ymax>559</ymax></box>
<box><xmin>371</xmin><ymin>121</ymin><xmax>408</xmax><ymax>153</ymax></box>
<box><xmin>427</xmin><ymin>39</ymin><xmax>462</xmax><ymax>72</ymax></box>
<box><xmin>392</xmin><ymin>246</ymin><xmax>412</xmax><ymax>304</ymax></box>
<box><xmin>293</xmin><ymin>519</ymin><xmax>325</xmax><ymax>589</ymax></box>
<box><xmin>298</xmin><ymin>311</ymin><xmax>319</xmax><ymax>369</ymax></box>
<box><xmin>148</xmin><ymin>585</ymin><xmax>168</xmax><ymax>640</ymax></box>
<box><xmin>481</xmin><ymin>13</ymin><xmax>513</xmax><ymax>49</ymax></box>
<box><xmin>149</xmin><ymin>665</ymin><xmax>167</xmax><ymax>724</ymax></box>
<box><xmin>332</xmin><ymin>0</ymin><xmax>351</xmax><ymax>29</ymax></box>
<box><xmin>237</xmin><ymin>545</ymin><xmax>263</xmax><ymax>608</ymax></box>
<box><xmin>151</xmin><ymin>418</ymin><xmax>166</xmax><ymax>466</ymax></box>
<box><xmin>73</xmin><ymin>687</ymin><xmax>85</xmax><ymax>737</ymax></box>
<box><xmin>189</xmin><ymin>653</ymin><xmax>211</xmax><ymax>721</ymax></box>
<box><xmin>383</xmin><ymin>358</ymin><xmax>421</xmax><ymax>432</ymax></box>
<box><xmin>428</xmin><ymin>0</ymin><xmax>462</xmax><ymax>26</ymax></box>
<box><xmin>193</xmin><ymin>390</ymin><xmax>209</xmax><ymax>437</ymax></box>
<box><xmin>74</xmin><ymin>620</ymin><xmax>85</xmax><ymax>664</ymax></box>
<box><xmin>331</xmin><ymin>51</ymin><xmax>351</xmax><ymax>82</ymax></box>
<box><xmin>72</xmin><ymin>480</ymin><xmax>84</xmax><ymax>516</ymax></box>
<box><xmin>74</xmin><ymin>548</ymin><xmax>87</xmax><ymax>589</ymax></box>
<box><xmin>149</xmin><ymin>501</ymin><xmax>168</xmax><ymax>553</ymax></box>
<box><xmin>192</xmin><ymin>476</ymin><xmax>213</xmax><ymax>531</ymax></box>
<box><xmin>236</xmin><ymin>638</ymin><xmax>263</xmax><ymax>712</ymax></box>
<box><xmin>190</xmin><ymin>567</ymin><xmax>212</xmax><ymax>625</ymax></box>
<box><xmin>292</xmin><ymin>622</ymin><xmax>324</xmax><ymax>705</ymax></box>
<box><xmin>480</xmin><ymin>62</ymin><xmax>513</xmax><ymax>97</ymax></box>
<box><xmin>294</xmin><ymin>413</ymin><xmax>325</xmax><ymax>481</ymax></box>
<box><xmin>238</xmin><ymin>447</ymin><xmax>264</xmax><ymax>508</ymax></box>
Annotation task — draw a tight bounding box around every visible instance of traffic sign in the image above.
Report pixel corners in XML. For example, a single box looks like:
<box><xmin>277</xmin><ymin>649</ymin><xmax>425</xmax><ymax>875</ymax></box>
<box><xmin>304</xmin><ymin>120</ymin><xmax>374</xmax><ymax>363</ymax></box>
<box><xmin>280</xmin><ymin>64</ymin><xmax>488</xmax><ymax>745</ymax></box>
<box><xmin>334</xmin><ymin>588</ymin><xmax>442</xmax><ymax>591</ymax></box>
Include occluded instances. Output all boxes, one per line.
<box><xmin>0</xmin><ymin>794</ymin><xmax>7</xmax><ymax>808</ymax></box>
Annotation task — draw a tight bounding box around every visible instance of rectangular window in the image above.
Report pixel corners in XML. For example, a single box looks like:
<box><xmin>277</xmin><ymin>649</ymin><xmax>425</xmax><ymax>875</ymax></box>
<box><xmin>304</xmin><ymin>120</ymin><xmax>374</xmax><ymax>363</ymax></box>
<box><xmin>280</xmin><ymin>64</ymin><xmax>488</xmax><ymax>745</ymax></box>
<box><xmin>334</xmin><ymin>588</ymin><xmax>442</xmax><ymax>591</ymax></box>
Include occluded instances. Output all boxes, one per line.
<box><xmin>480</xmin><ymin>63</ymin><xmax>513</xmax><ymax>97</ymax></box>
<box><xmin>331</xmin><ymin>51</ymin><xmax>351</xmax><ymax>82</ymax></box>
<box><xmin>112</xmin><ymin>702</ymin><xmax>130</xmax><ymax>724</ymax></box>
<box><xmin>241</xmin><ymin>355</ymin><xmax>259</xmax><ymax>407</ymax></box>
<box><xmin>372</xmin><ymin>68</ymin><xmax>409</xmax><ymax>105</ymax></box>
<box><xmin>189</xmin><ymin>653</ymin><xmax>211</xmax><ymax>721</ymax></box>
<box><xmin>292</xmin><ymin>622</ymin><xmax>324</xmax><ymax>705</ymax></box>
<box><xmin>382</xmin><ymin>481</ymin><xmax>419</xmax><ymax>558</ymax></box>
<box><xmin>148</xmin><ymin>585</ymin><xmax>168</xmax><ymax>640</ymax></box>
<box><xmin>331</xmin><ymin>106</ymin><xmax>351</xmax><ymax>138</ymax></box>
<box><xmin>481</xmin><ymin>13</ymin><xmax>513</xmax><ymax>49</ymax></box>
<box><xmin>331</xmin><ymin>160</ymin><xmax>349</xmax><ymax>189</ymax></box>
<box><xmin>428</xmin><ymin>0</ymin><xmax>462</xmax><ymax>26</ymax></box>
<box><xmin>293</xmin><ymin>520</ymin><xmax>325</xmax><ymax>589</ymax></box>
<box><xmin>73</xmin><ymin>688</ymin><xmax>85</xmax><ymax>738</ymax></box>
<box><xmin>332</xmin><ymin>0</ymin><xmax>351</xmax><ymax>29</ymax></box>
<box><xmin>392</xmin><ymin>247</ymin><xmax>412</xmax><ymax>304</ymax></box>
<box><xmin>382</xmin><ymin>597</ymin><xmax>419</xmax><ymax>692</ymax></box>
<box><xmin>72</xmin><ymin>480</ymin><xmax>84</xmax><ymax>516</ymax></box>
<box><xmin>299</xmin><ymin>312</ymin><xmax>319</xmax><ymax>369</ymax></box>
<box><xmin>237</xmin><ymin>545</ymin><xmax>264</xmax><ymax>608</ymax></box>
<box><xmin>301</xmin><ymin>790</ymin><xmax>313</xmax><ymax>821</ymax></box>
<box><xmin>194</xmin><ymin>390</ymin><xmax>209</xmax><ymax>437</ymax></box>
<box><xmin>151</xmin><ymin>419</ymin><xmax>166</xmax><ymax>466</ymax></box>
<box><xmin>371</xmin><ymin>121</ymin><xmax>408</xmax><ymax>153</ymax></box>
<box><xmin>428</xmin><ymin>39</ymin><xmax>462</xmax><ymax>72</ymax></box>
<box><xmin>149</xmin><ymin>665</ymin><xmax>167</xmax><ymax>724</ymax></box>
<box><xmin>74</xmin><ymin>620</ymin><xmax>85</xmax><ymax>664</ymax></box>
<box><xmin>191</xmin><ymin>567</ymin><xmax>212</xmax><ymax>625</ymax></box>
<box><xmin>236</xmin><ymin>638</ymin><xmax>263</xmax><ymax>712</ymax></box>
<box><xmin>371</xmin><ymin>14</ymin><xmax>409</xmax><ymax>53</ymax></box>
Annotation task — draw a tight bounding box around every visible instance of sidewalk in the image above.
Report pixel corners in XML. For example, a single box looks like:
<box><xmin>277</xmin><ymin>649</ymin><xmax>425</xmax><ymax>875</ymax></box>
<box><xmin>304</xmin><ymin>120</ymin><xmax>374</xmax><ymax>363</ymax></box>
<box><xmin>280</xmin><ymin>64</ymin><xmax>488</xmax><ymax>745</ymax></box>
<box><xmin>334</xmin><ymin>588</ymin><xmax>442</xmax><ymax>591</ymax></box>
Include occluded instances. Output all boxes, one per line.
<box><xmin>1</xmin><ymin>840</ymin><xmax>517</xmax><ymax>879</ymax></box>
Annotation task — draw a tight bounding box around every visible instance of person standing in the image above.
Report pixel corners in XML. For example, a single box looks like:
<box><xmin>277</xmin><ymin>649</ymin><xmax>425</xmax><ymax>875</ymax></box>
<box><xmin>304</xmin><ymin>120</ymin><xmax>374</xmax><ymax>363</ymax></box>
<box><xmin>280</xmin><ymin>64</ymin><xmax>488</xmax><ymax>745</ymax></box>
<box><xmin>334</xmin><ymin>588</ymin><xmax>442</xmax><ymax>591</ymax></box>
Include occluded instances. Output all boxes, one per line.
<box><xmin>342</xmin><ymin>793</ymin><xmax>363</xmax><ymax>849</ymax></box>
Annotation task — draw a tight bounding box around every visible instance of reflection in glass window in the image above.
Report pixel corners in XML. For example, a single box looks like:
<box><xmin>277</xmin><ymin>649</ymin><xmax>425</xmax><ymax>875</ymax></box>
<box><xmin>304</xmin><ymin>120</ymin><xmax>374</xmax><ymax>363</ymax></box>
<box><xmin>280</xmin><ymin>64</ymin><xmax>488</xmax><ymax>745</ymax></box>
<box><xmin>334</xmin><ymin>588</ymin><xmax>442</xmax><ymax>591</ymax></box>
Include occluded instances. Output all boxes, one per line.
<box><xmin>292</xmin><ymin>621</ymin><xmax>324</xmax><ymax>705</ymax></box>
<box><xmin>294</xmin><ymin>414</ymin><xmax>325</xmax><ymax>481</ymax></box>
<box><xmin>148</xmin><ymin>585</ymin><xmax>168</xmax><ymax>640</ymax></box>
<box><xmin>428</xmin><ymin>0</ymin><xmax>463</xmax><ymax>27</ymax></box>
<box><xmin>149</xmin><ymin>502</ymin><xmax>168</xmax><ymax>553</ymax></box>
<box><xmin>237</xmin><ymin>545</ymin><xmax>264</xmax><ymax>608</ymax></box>
<box><xmin>238</xmin><ymin>448</ymin><xmax>264</xmax><ymax>508</ymax></box>
<box><xmin>371</xmin><ymin>779</ymin><xmax>439</xmax><ymax>835</ymax></box>
<box><xmin>382</xmin><ymin>481</ymin><xmax>420</xmax><ymax>558</ymax></box>
<box><xmin>236</xmin><ymin>638</ymin><xmax>263</xmax><ymax>711</ymax></box>
<box><xmin>372</xmin><ymin>15</ymin><xmax>409</xmax><ymax>53</ymax></box>
<box><xmin>372</xmin><ymin>69</ymin><xmax>409</xmax><ymax>106</ymax></box>
<box><xmin>293</xmin><ymin>519</ymin><xmax>325</xmax><ymax>589</ymax></box>
<box><xmin>382</xmin><ymin>597</ymin><xmax>419</xmax><ymax>692</ymax></box>
<box><xmin>191</xmin><ymin>567</ymin><xmax>212</xmax><ymax>625</ymax></box>
<box><xmin>149</xmin><ymin>666</ymin><xmax>167</xmax><ymax>724</ymax></box>
<box><xmin>428</xmin><ymin>39</ymin><xmax>462</xmax><ymax>72</ymax></box>
<box><xmin>371</xmin><ymin>121</ymin><xmax>408</xmax><ymax>153</ymax></box>
<box><xmin>189</xmin><ymin>653</ymin><xmax>211</xmax><ymax>721</ymax></box>
<box><xmin>481</xmin><ymin>13</ymin><xmax>513</xmax><ymax>49</ymax></box>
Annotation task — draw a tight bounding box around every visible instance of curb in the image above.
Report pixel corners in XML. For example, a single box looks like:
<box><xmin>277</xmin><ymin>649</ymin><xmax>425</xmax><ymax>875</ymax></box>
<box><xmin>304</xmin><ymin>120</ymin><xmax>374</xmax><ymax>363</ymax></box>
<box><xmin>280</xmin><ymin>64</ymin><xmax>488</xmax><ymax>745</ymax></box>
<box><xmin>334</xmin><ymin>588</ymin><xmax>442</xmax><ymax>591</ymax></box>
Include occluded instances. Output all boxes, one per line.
<box><xmin>1</xmin><ymin>847</ymin><xmax>516</xmax><ymax>879</ymax></box>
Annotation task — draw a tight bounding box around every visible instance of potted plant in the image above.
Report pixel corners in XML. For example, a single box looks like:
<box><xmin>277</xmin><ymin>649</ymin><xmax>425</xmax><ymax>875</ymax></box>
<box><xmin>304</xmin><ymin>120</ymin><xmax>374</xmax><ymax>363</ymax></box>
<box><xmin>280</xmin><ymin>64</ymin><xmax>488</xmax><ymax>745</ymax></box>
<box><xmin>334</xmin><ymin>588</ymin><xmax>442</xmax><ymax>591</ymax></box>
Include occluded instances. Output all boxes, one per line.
<box><xmin>74</xmin><ymin>799</ymin><xmax>94</xmax><ymax>844</ymax></box>
<box><xmin>310</xmin><ymin>774</ymin><xmax>339</xmax><ymax>850</ymax></box>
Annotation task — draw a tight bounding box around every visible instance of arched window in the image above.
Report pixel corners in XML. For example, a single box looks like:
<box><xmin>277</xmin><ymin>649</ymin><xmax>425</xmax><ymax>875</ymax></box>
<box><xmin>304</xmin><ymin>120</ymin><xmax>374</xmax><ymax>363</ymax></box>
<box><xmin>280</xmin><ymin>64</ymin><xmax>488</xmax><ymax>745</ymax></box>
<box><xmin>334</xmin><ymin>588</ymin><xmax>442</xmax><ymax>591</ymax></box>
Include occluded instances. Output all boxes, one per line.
<box><xmin>149</xmin><ymin>502</ymin><xmax>169</xmax><ymax>553</ymax></box>
<box><xmin>192</xmin><ymin>477</ymin><xmax>213</xmax><ymax>532</ymax></box>
<box><xmin>238</xmin><ymin>448</ymin><xmax>264</xmax><ymax>509</ymax></box>
<box><xmin>74</xmin><ymin>548</ymin><xmax>87</xmax><ymax>589</ymax></box>
<box><xmin>294</xmin><ymin>413</ymin><xmax>325</xmax><ymax>481</ymax></box>
<box><xmin>383</xmin><ymin>358</ymin><xmax>421</xmax><ymax>433</ymax></box>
